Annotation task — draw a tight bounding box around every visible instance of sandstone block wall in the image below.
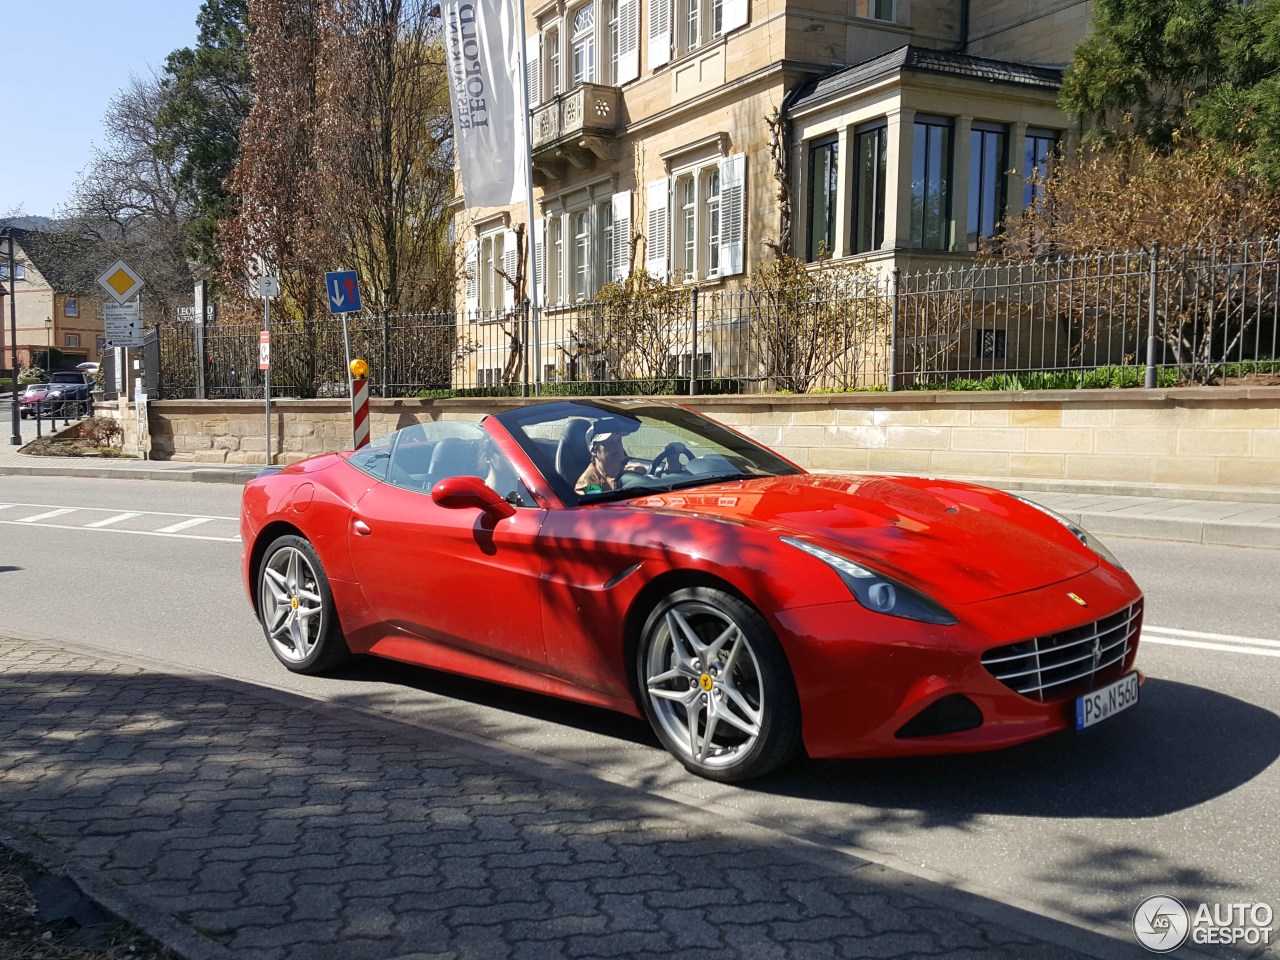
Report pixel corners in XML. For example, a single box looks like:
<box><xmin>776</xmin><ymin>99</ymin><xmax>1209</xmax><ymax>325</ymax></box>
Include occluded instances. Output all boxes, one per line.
<box><xmin>135</xmin><ymin>388</ymin><xmax>1280</xmax><ymax>491</ymax></box>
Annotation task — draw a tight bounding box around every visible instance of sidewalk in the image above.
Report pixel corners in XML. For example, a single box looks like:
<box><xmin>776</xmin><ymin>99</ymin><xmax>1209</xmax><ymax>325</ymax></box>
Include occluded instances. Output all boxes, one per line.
<box><xmin>0</xmin><ymin>635</ymin><xmax>1150</xmax><ymax>960</ymax></box>
<box><xmin>3</xmin><ymin>414</ymin><xmax>1280</xmax><ymax>547</ymax></box>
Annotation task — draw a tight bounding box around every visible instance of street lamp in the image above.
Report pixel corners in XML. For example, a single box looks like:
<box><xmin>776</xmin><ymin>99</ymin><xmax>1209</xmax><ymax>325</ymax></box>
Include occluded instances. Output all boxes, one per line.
<box><xmin>3</xmin><ymin>228</ymin><xmax>19</xmax><ymax>446</ymax></box>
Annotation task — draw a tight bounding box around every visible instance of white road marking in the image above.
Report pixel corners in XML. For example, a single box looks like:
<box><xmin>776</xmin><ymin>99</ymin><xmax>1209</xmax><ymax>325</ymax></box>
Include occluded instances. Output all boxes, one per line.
<box><xmin>84</xmin><ymin>512</ymin><xmax>141</xmax><ymax>528</ymax></box>
<box><xmin>0</xmin><ymin>500</ymin><xmax>239</xmax><ymax>542</ymax></box>
<box><xmin>1143</xmin><ymin>627</ymin><xmax>1280</xmax><ymax>659</ymax></box>
<box><xmin>15</xmin><ymin>508</ymin><xmax>76</xmax><ymax>523</ymax></box>
<box><xmin>0</xmin><ymin>519</ymin><xmax>239</xmax><ymax>543</ymax></box>
<box><xmin>0</xmin><ymin>501</ymin><xmax>237</xmax><ymax>521</ymax></box>
<box><xmin>155</xmin><ymin>517</ymin><xmax>215</xmax><ymax>534</ymax></box>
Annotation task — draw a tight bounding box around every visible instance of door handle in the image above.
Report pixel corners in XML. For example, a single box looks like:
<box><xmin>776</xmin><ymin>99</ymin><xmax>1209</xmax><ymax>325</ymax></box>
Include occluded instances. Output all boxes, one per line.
<box><xmin>352</xmin><ymin>519</ymin><xmax>372</xmax><ymax>536</ymax></box>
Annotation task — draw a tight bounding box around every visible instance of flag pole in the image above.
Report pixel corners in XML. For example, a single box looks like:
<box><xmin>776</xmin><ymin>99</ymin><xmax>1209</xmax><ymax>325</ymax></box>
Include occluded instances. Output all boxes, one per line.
<box><xmin>515</xmin><ymin>0</ymin><xmax>542</xmax><ymax>393</ymax></box>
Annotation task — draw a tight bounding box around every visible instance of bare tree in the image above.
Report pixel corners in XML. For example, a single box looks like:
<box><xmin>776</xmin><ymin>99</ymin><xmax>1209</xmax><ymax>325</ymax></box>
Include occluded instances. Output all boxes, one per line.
<box><xmin>318</xmin><ymin>0</ymin><xmax>456</xmax><ymax>314</ymax></box>
<box><xmin>64</xmin><ymin>72</ymin><xmax>195</xmax><ymax>323</ymax></box>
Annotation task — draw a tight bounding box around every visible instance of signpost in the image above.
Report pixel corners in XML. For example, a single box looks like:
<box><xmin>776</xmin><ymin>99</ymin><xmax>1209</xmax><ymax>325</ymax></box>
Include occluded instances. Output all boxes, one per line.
<box><xmin>326</xmin><ymin>270</ymin><xmax>361</xmax><ymax>314</ymax></box>
<box><xmin>253</xmin><ymin>267</ymin><xmax>278</xmax><ymax>465</ymax></box>
<box><xmin>327</xmin><ymin>269</ymin><xmax>363</xmax><ymax>416</ymax></box>
<box><xmin>97</xmin><ymin>260</ymin><xmax>145</xmax><ymax>404</ymax></box>
<box><xmin>103</xmin><ymin>302</ymin><xmax>143</xmax><ymax>347</ymax></box>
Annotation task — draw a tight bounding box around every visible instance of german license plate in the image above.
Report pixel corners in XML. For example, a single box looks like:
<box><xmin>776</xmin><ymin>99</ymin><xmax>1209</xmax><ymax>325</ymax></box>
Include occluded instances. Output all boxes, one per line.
<box><xmin>1076</xmin><ymin>671</ymin><xmax>1140</xmax><ymax>730</ymax></box>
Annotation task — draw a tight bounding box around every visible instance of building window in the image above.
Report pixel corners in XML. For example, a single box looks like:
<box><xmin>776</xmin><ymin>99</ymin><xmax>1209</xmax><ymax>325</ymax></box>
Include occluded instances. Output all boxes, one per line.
<box><xmin>974</xmin><ymin>329</ymin><xmax>1006</xmax><ymax>360</ymax></box>
<box><xmin>854</xmin><ymin>0</ymin><xmax>893</xmax><ymax>20</ymax></box>
<box><xmin>0</xmin><ymin>263</ymin><xmax>24</xmax><ymax>280</ymax></box>
<box><xmin>911</xmin><ymin>117</ymin><xmax>953</xmax><ymax>251</ymax></box>
<box><xmin>596</xmin><ymin>200</ymin><xmax>615</xmax><ymax>288</ymax></box>
<box><xmin>546</xmin><ymin>27</ymin><xmax>562</xmax><ymax>97</ymax></box>
<box><xmin>479</xmin><ymin>231</ymin><xmax>506</xmax><ymax>311</ymax></box>
<box><xmin>572</xmin><ymin>5</ymin><xmax>595</xmax><ymax>84</ymax></box>
<box><xmin>547</xmin><ymin>216</ymin><xmax>564</xmax><ymax>304</ymax></box>
<box><xmin>806</xmin><ymin>137</ymin><xmax>838</xmax><ymax>260</ymax></box>
<box><xmin>853</xmin><ymin>121</ymin><xmax>887</xmax><ymax>253</ymax></box>
<box><xmin>1023</xmin><ymin>130</ymin><xmax>1059</xmax><ymax>210</ymax></box>
<box><xmin>967</xmin><ymin>124</ymin><xmax>1008</xmax><ymax>250</ymax></box>
<box><xmin>608</xmin><ymin>0</ymin><xmax>620</xmax><ymax>83</ymax></box>
<box><xmin>572</xmin><ymin>210</ymin><xmax>592</xmax><ymax>299</ymax></box>
<box><xmin>667</xmin><ymin>351</ymin><xmax>712</xmax><ymax>377</ymax></box>
<box><xmin>65</xmin><ymin>297</ymin><xmax>79</xmax><ymax>317</ymax></box>
<box><xmin>677</xmin><ymin>175</ymin><xmax>696</xmax><ymax>281</ymax></box>
<box><xmin>679</xmin><ymin>0</ymin><xmax>724</xmax><ymax>53</ymax></box>
<box><xmin>65</xmin><ymin>334</ymin><xmax>82</xmax><ymax>348</ymax></box>
<box><xmin>705</xmin><ymin>168</ymin><xmax>721</xmax><ymax>278</ymax></box>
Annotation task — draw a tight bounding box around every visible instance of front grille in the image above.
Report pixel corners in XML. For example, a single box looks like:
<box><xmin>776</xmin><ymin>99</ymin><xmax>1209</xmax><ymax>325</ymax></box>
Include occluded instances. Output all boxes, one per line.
<box><xmin>981</xmin><ymin>601</ymin><xmax>1141</xmax><ymax>702</ymax></box>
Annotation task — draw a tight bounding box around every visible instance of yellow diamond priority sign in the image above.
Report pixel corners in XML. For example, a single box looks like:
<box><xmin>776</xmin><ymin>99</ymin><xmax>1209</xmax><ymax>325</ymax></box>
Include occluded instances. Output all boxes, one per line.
<box><xmin>96</xmin><ymin>259</ymin><xmax>145</xmax><ymax>305</ymax></box>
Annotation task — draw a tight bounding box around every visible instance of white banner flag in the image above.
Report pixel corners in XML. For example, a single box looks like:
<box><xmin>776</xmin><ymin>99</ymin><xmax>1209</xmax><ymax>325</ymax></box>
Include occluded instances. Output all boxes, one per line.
<box><xmin>442</xmin><ymin>0</ymin><xmax>528</xmax><ymax>207</ymax></box>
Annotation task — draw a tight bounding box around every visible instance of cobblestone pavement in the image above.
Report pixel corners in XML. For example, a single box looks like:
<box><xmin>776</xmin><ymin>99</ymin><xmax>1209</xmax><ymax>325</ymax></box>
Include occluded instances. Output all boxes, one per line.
<box><xmin>0</xmin><ymin>636</ymin><xmax>1118</xmax><ymax>960</ymax></box>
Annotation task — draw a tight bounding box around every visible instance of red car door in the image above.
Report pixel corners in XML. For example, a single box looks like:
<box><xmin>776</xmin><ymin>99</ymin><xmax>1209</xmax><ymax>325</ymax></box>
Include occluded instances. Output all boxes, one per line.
<box><xmin>347</xmin><ymin>478</ymin><xmax>548</xmax><ymax>673</ymax></box>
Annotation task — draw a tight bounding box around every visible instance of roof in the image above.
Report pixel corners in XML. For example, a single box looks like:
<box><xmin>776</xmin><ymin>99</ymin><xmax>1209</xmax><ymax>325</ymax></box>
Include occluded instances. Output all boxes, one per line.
<box><xmin>5</xmin><ymin>226</ymin><xmax>99</xmax><ymax>294</ymax></box>
<box><xmin>790</xmin><ymin>45</ymin><xmax>1064</xmax><ymax>113</ymax></box>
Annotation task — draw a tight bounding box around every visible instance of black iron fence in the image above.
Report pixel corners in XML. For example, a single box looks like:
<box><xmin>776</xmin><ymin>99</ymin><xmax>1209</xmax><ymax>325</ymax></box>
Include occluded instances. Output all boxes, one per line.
<box><xmin>156</xmin><ymin>238</ymin><xmax>1280</xmax><ymax>400</ymax></box>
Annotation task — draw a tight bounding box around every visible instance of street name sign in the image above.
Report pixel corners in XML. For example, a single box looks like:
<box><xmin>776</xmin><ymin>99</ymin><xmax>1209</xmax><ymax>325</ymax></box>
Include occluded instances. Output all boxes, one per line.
<box><xmin>326</xmin><ymin>270</ymin><xmax>362</xmax><ymax>313</ymax></box>
<box><xmin>104</xmin><ymin>302</ymin><xmax>143</xmax><ymax>347</ymax></box>
<box><xmin>96</xmin><ymin>259</ymin><xmax>145</xmax><ymax>305</ymax></box>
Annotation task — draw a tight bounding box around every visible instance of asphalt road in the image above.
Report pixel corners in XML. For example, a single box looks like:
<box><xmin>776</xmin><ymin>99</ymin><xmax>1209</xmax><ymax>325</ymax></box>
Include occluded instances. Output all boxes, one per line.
<box><xmin>2</xmin><ymin>475</ymin><xmax>1277</xmax><ymax>957</ymax></box>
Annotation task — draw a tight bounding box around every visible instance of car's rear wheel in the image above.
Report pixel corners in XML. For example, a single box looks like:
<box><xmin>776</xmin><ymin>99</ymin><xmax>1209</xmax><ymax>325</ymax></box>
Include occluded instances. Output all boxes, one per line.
<box><xmin>257</xmin><ymin>535</ymin><xmax>349</xmax><ymax>674</ymax></box>
<box><xmin>638</xmin><ymin>587</ymin><xmax>802</xmax><ymax>782</ymax></box>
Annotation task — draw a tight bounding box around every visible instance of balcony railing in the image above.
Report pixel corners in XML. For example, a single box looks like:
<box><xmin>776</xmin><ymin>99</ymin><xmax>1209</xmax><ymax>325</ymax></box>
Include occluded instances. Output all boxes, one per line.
<box><xmin>530</xmin><ymin>83</ymin><xmax>620</xmax><ymax>182</ymax></box>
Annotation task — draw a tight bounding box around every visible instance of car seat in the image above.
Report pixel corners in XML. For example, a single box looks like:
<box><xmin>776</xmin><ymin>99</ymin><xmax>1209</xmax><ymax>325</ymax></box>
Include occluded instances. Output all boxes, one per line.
<box><xmin>426</xmin><ymin>437</ymin><xmax>483</xmax><ymax>489</ymax></box>
<box><xmin>555</xmin><ymin>418</ymin><xmax>591</xmax><ymax>488</ymax></box>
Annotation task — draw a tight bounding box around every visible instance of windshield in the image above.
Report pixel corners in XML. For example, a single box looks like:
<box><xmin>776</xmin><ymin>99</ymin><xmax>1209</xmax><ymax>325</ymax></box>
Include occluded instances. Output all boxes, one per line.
<box><xmin>492</xmin><ymin>400</ymin><xmax>802</xmax><ymax>505</ymax></box>
<box><xmin>50</xmin><ymin>373</ymin><xmax>82</xmax><ymax>383</ymax></box>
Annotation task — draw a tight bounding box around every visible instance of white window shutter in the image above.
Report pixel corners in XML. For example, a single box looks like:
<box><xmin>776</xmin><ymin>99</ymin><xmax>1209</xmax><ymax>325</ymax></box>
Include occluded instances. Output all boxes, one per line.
<box><xmin>617</xmin><ymin>0</ymin><xmax>640</xmax><ymax>83</ymax></box>
<box><xmin>719</xmin><ymin>153</ymin><xmax>745</xmax><ymax>276</ymax></box>
<box><xmin>611</xmin><ymin>191</ymin><xmax>632</xmax><ymax>281</ymax></box>
<box><xmin>526</xmin><ymin>34</ymin><xmax>541</xmax><ymax>108</ymax></box>
<box><xmin>532</xmin><ymin>218</ymin><xmax>546</xmax><ymax>305</ymax></box>
<box><xmin>721</xmin><ymin>0</ymin><xmax>748</xmax><ymax>33</ymax></box>
<box><xmin>645</xmin><ymin>178</ymin><xmax>669</xmax><ymax>280</ymax></box>
<box><xmin>464</xmin><ymin>240</ymin><xmax>479</xmax><ymax>314</ymax></box>
<box><xmin>648</xmin><ymin>0</ymin><xmax>671</xmax><ymax>68</ymax></box>
<box><xmin>503</xmin><ymin>229</ymin><xmax>518</xmax><ymax>309</ymax></box>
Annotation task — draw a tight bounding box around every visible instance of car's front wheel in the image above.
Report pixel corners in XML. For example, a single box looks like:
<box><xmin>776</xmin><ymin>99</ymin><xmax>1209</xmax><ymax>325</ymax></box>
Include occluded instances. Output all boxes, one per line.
<box><xmin>257</xmin><ymin>535</ymin><xmax>349</xmax><ymax>674</ymax></box>
<box><xmin>638</xmin><ymin>587</ymin><xmax>802</xmax><ymax>781</ymax></box>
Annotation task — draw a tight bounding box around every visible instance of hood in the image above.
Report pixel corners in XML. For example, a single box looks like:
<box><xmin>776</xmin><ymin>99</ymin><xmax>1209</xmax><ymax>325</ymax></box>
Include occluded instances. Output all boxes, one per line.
<box><xmin>624</xmin><ymin>474</ymin><xmax>1096</xmax><ymax>604</ymax></box>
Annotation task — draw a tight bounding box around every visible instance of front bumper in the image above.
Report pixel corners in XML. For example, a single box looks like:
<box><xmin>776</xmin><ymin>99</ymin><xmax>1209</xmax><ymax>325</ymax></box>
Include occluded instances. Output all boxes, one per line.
<box><xmin>776</xmin><ymin>564</ymin><xmax>1143</xmax><ymax>759</ymax></box>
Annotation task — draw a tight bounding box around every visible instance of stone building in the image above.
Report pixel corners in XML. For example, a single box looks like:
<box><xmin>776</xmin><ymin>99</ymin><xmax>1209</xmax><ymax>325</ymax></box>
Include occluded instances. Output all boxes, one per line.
<box><xmin>457</xmin><ymin>0</ymin><xmax>1092</xmax><ymax>383</ymax></box>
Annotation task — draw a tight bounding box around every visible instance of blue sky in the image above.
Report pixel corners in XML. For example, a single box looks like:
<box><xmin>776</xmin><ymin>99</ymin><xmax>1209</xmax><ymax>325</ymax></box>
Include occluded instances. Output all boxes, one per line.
<box><xmin>2</xmin><ymin>1</ymin><xmax>205</xmax><ymax>218</ymax></box>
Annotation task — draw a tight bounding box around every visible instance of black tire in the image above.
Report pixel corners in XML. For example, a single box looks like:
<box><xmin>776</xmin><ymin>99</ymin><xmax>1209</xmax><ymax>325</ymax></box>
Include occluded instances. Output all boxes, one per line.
<box><xmin>637</xmin><ymin>586</ymin><xmax>802</xmax><ymax>782</ymax></box>
<box><xmin>256</xmin><ymin>535</ymin><xmax>349</xmax><ymax>674</ymax></box>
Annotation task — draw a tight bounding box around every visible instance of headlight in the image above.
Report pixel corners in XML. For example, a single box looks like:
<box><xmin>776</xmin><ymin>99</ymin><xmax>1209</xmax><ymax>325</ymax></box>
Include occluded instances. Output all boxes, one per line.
<box><xmin>782</xmin><ymin>537</ymin><xmax>957</xmax><ymax>625</ymax></box>
<box><xmin>1010</xmin><ymin>495</ymin><xmax>1124</xmax><ymax>570</ymax></box>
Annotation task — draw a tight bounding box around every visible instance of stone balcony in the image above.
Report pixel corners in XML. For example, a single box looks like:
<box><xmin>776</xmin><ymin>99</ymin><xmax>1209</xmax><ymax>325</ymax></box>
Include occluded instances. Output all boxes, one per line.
<box><xmin>530</xmin><ymin>83</ymin><xmax>621</xmax><ymax>184</ymax></box>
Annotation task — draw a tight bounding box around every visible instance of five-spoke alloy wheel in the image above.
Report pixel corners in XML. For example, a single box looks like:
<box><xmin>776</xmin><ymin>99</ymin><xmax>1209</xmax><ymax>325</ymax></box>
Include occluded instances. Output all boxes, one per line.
<box><xmin>257</xmin><ymin>535</ymin><xmax>348</xmax><ymax>674</ymax></box>
<box><xmin>638</xmin><ymin>587</ymin><xmax>801</xmax><ymax>781</ymax></box>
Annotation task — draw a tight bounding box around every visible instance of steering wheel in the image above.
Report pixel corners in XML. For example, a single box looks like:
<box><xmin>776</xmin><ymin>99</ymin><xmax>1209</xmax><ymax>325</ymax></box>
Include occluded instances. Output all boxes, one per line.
<box><xmin>649</xmin><ymin>442</ymin><xmax>694</xmax><ymax>478</ymax></box>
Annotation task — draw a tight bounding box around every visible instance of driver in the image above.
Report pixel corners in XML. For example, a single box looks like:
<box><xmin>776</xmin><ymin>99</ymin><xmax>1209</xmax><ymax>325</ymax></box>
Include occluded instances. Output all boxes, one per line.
<box><xmin>575</xmin><ymin>427</ymin><xmax>643</xmax><ymax>494</ymax></box>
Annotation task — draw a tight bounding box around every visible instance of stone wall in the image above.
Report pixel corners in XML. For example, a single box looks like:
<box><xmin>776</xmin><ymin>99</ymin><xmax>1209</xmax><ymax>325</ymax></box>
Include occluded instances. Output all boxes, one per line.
<box><xmin>137</xmin><ymin>387</ymin><xmax>1280</xmax><ymax>491</ymax></box>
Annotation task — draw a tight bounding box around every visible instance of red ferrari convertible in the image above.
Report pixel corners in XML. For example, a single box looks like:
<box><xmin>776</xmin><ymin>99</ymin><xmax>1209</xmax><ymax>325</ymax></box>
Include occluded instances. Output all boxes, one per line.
<box><xmin>240</xmin><ymin>399</ymin><xmax>1143</xmax><ymax>781</ymax></box>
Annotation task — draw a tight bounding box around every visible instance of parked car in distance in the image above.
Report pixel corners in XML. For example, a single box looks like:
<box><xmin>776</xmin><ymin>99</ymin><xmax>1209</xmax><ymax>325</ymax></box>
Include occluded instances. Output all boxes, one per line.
<box><xmin>19</xmin><ymin>382</ymin><xmax>51</xmax><ymax>418</ymax></box>
<box><xmin>36</xmin><ymin>371</ymin><xmax>95</xmax><ymax>419</ymax></box>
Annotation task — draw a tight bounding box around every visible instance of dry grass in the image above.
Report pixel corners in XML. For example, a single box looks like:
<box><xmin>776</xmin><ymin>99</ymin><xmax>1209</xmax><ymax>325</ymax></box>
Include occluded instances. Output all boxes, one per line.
<box><xmin>0</xmin><ymin>847</ymin><xmax>179</xmax><ymax>960</ymax></box>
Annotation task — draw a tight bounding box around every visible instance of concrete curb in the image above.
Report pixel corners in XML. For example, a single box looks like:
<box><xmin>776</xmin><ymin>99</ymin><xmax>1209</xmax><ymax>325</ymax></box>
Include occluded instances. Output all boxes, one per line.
<box><xmin>0</xmin><ymin>826</ymin><xmax>239</xmax><ymax>960</ymax></box>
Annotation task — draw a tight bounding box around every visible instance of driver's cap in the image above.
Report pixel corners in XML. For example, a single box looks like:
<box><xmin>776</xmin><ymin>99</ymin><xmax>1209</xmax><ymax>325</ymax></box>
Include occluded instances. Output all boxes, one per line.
<box><xmin>587</xmin><ymin>429</ymin><xmax>616</xmax><ymax>449</ymax></box>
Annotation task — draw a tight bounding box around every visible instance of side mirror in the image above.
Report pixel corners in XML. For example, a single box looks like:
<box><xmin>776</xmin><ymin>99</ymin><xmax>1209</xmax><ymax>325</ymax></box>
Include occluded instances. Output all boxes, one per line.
<box><xmin>431</xmin><ymin>475</ymin><xmax>517</xmax><ymax>519</ymax></box>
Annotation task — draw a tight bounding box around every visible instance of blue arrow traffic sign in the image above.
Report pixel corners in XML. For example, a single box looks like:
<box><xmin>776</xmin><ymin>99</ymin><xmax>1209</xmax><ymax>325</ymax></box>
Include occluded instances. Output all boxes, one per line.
<box><xmin>326</xmin><ymin>270</ymin><xmax>362</xmax><ymax>314</ymax></box>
